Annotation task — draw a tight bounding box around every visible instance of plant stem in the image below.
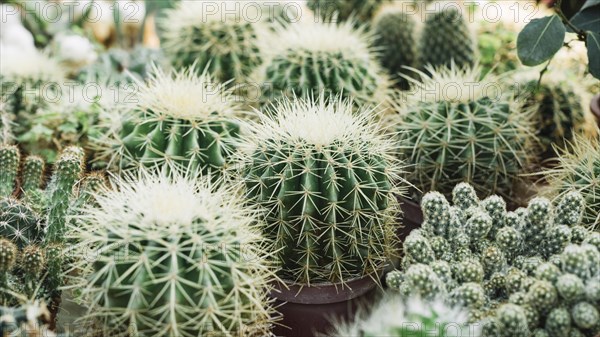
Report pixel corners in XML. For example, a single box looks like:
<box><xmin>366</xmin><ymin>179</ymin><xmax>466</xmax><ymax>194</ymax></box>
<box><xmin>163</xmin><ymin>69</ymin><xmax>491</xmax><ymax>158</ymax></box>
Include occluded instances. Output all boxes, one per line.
<box><xmin>555</xmin><ymin>0</ymin><xmax>586</xmax><ymax>40</ymax></box>
<box><xmin>537</xmin><ymin>56</ymin><xmax>554</xmax><ymax>87</ymax></box>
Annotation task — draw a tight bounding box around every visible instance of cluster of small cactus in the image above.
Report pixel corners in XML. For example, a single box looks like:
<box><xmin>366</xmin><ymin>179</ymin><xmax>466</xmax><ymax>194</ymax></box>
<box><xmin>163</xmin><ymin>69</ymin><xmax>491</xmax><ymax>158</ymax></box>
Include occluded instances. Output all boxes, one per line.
<box><xmin>372</xmin><ymin>11</ymin><xmax>418</xmax><ymax>89</ymax></box>
<box><xmin>386</xmin><ymin>182</ymin><xmax>600</xmax><ymax>336</ymax></box>
<box><xmin>515</xmin><ymin>72</ymin><xmax>598</xmax><ymax>155</ymax></box>
<box><xmin>96</xmin><ymin>65</ymin><xmax>244</xmax><ymax>174</ymax></box>
<box><xmin>307</xmin><ymin>0</ymin><xmax>390</xmax><ymax>25</ymax></box>
<box><xmin>160</xmin><ymin>1</ymin><xmax>264</xmax><ymax>84</ymax></box>
<box><xmin>477</xmin><ymin>19</ymin><xmax>520</xmax><ymax>75</ymax></box>
<box><xmin>72</xmin><ymin>172</ymin><xmax>277</xmax><ymax>337</ymax></box>
<box><xmin>0</xmin><ymin>144</ymin><xmax>104</xmax><ymax>307</ymax></box>
<box><xmin>240</xmin><ymin>96</ymin><xmax>404</xmax><ymax>285</ymax></box>
<box><xmin>261</xmin><ymin>21</ymin><xmax>388</xmax><ymax>107</ymax></box>
<box><xmin>393</xmin><ymin>65</ymin><xmax>537</xmax><ymax>199</ymax></box>
<box><xmin>419</xmin><ymin>7</ymin><xmax>477</xmax><ymax>70</ymax></box>
<box><xmin>330</xmin><ymin>295</ymin><xmax>478</xmax><ymax>336</ymax></box>
<box><xmin>545</xmin><ymin>134</ymin><xmax>600</xmax><ymax>230</ymax></box>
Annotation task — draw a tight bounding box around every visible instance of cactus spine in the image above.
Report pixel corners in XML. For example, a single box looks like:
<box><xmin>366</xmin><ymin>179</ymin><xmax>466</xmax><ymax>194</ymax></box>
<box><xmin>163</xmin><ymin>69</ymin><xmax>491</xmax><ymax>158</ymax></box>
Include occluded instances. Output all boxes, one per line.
<box><xmin>0</xmin><ymin>145</ymin><xmax>19</xmax><ymax>197</ymax></box>
<box><xmin>97</xmin><ymin>66</ymin><xmax>244</xmax><ymax>174</ymax></box>
<box><xmin>419</xmin><ymin>7</ymin><xmax>476</xmax><ymax>69</ymax></box>
<box><xmin>261</xmin><ymin>21</ymin><xmax>389</xmax><ymax>107</ymax></box>
<box><xmin>160</xmin><ymin>1</ymin><xmax>264</xmax><ymax>83</ymax></box>
<box><xmin>372</xmin><ymin>11</ymin><xmax>418</xmax><ymax>89</ymax></box>
<box><xmin>393</xmin><ymin>65</ymin><xmax>536</xmax><ymax>199</ymax></box>
<box><xmin>240</xmin><ymin>96</ymin><xmax>403</xmax><ymax>285</ymax></box>
<box><xmin>73</xmin><ymin>172</ymin><xmax>277</xmax><ymax>337</ymax></box>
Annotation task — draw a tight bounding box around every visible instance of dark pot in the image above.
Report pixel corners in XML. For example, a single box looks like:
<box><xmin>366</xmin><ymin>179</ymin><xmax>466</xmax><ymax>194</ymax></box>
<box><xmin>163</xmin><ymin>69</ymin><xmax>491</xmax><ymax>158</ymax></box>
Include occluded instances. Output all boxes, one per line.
<box><xmin>271</xmin><ymin>275</ymin><xmax>381</xmax><ymax>337</ymax></box>
<box><xmin>591</xmin><ymin>94</ymin><xmax>600</xmax><ymax>128</ymax></box>
<box><xmin>45</xmin><ymin>295</ymin><xmax>61</xmax><ymax>331</ymax></box>
<box><xmin>398</xmin><ymin>196</ymin><xmax>423</xmax><ymax>241</ymax></box>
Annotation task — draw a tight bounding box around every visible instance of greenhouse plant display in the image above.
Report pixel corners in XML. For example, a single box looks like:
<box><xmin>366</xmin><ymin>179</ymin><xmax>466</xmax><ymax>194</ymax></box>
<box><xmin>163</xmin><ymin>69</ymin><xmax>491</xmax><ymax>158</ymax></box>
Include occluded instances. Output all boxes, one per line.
<box><xmin>239</xmin><ymin>96</ymin><xmax>404</xmax><ymax>336</ymax></box>
<box><xmin>2</xmin><ymin>0</ymin><xmax>600</xmax><ymax>336</ymax></box>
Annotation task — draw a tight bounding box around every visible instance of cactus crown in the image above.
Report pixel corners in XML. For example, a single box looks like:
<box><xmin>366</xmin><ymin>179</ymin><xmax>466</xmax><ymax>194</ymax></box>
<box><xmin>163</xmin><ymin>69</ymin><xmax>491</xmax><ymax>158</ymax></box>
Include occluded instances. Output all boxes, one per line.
<box><xmin>241</xmin><ymin>96</ymin><xmax>404</xmax><ymax>285</ymax></box>
<box><xmin>545</xmin><ymin>134</ymin><xmax>600</xmax><ymax>229</ymax></box>
<box><xmin>73</xmin><ymin>171</ymin><xmax>277</xmax><ymax>337</ymax></box>
<box><xmin>0</xmin><ymin>50</ymin><xmax>65</xmax><ymax>83</ymax></box>
<box><xmin>387</xmin><ymin>182</ymin><xmax>600</xmax><ymax>336</ymax></box>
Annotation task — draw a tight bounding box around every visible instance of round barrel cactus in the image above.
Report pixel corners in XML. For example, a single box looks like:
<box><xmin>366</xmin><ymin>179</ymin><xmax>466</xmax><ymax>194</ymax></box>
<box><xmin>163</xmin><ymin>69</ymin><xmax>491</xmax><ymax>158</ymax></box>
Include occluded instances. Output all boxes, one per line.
<box><xmin>307</xmin><ymin>0</ymin><xmax>390</xmax><ymax>24</ymax></box>
<box><xmin>372</xmin><ymin>11</ymin><xmax>418</xmax><ymax>89</ymax></box>
<box><xmin>419</xmin><ymin>7</ymin><xmax>476</xmax><ymax>70</ymax></box>
<box><xmin>74</xmin><ymin>172</ymin><xmax>276</xmax><ymax>337</ymax></box>
<box><xmin>393</xmin><ymin>65</ymin><xmax>536</xmax><ymax>199</ymax></box>
<box><xmin>515</xmin><ymin>71</ymin><xmax>597</xmax><ymax>155</ymax></box>
<box><xmin>97</xmin><ymin>66</ymin><xmax>244</xmax><ymax>174</ymax></box>
<box><xmin>241</xmin><ymin>96</ymin><xmax>404</xmax><ymax>285</ymax></box>
<box><xmin>545</xmin><ymin>135</ymin><xmax>600</xmax><ymax>230</ymax></box>
<box><xmin>261</xmin><ymin>21</ymin><xmax>389</xmax><ymax>107</ymax></box>
<box><xmin>159</xmin><ymin>1</ymin><xmax>264</xmax><ymax>83</ymax></box>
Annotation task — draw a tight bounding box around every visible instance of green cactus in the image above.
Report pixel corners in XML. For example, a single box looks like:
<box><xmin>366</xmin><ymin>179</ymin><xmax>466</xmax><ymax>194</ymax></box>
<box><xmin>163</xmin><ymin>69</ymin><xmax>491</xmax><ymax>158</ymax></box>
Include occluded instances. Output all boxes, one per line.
<box><xmin>159</xmin><ymin>1</ymin><xmax>264</xmax><ymax>83</ymax></box>
<box><xmin>545</xmin><ymin>134</ymin><xmax>600</xmax><ymax>230</ymax></box>
<box><xmin>393</xmin><ymin>65</ymin><xmax>536</xmax><ymax>199</ymax></box>
<box><xmin>516</xmin><ymin>72</ymin><xmax>597</xmax><ymax>155</ymax></box>
<box><xmin>0</xmin><ymin>145</ymin><xmax>19</xmax><ymax>198</ymax></box>
<box><xmin>240</xmin><ymin>96</ymin><xmax>403</xmax><ymax>285</ymax></box>
<box><xmin>419</xmin><ymin>8</ymin><xmax>476</xmax><ymax>69</ymax></box>
<box><xmin>0</xmin><ymin>198</ymin><xmax>42</xmax><ymax>249</ymax></box>
<box><xmin>386</xmin><ymin>182</ymin><xmax>600</xmax><ymax>337</ymax></box>
<box><xmin>97</xmin><ymin>66</ymin><xmax>244</xmax><ymax>175</ymax></box>
<box><xmin>307</xmin><ymin>0</ymin><xmax>390</xmax><ymax>24</ymax></box>
<box><xmin>372</xmin><ymin>11</ymin><xmax>418</xmax><ymax>89</ymax></box>
<box><xmin>72</xmin><ymin>172</ymin><xmax>277</xmax><ymax>337</ymax></box>
<box><xmin>476</xmin><ymin>18</ymin><xmax>520</xmax><ymax>75</ymax></box>
<box><xmin>261</xmin><ymin>21</ymin><xmax>389</xmax><ymax>107</ymax></box>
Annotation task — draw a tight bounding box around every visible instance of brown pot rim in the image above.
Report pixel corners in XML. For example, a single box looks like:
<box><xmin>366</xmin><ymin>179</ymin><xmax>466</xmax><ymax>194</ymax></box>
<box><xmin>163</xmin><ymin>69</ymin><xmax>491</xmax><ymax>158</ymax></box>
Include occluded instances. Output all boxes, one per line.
<box><xmin>271</xmin><ymin>271</ymin><xmax>382</xmax><ymax>305</ymax></box>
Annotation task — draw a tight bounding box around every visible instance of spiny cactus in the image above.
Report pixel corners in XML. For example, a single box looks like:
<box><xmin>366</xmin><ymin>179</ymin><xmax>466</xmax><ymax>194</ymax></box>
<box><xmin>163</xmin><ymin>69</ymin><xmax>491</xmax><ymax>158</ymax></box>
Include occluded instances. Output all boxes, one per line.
<box><xmin>517</xmin><ymin>72</ymin><xmax>597</xmax><ymax>155</ymax></box>
<box><xmin>240</xmin><ymin>96</ymin><xmax>404</xmax><ymax>285</ymax></box>
<box><xmin>545</xmin><ymin>134</ymin><xmax>600</xmax><ymax>230</ymax></box>
<box><xmin>160</xmin><ymin>1</ymin><xmax>264</xmax><ymax>83</ymax></box>
<box><xmin>96</xmin><ymin>65</ymin><xmax>244</xmax><ymax>174</ymax></box>
<box><xmin>0</xmin><ymin>50</ymin><xmax>66</xmax><ymax>144</ymax></box>
<box><xmin>419</xmin><ymin>7</ymin><xmax>476</xmax><ymax>70</ymax></box>
<box><xmin>72</xmin><ymin>172</ymin><xmax>277</xmax><ymax>337</ymax></box>
<box><xmin>330</xmin><ymin>295</ymin><xmax>478</xmax><ymax>336</ymax></box>
<box><xmin>393</xmin><ymin>65</ymin><xmax>537</xmax><ymax>199</ymax></box>
<box><xmin>0</xmin><ymin>145</ymin><xmax>19</xmax><ymax>197</ymax></box>
<box><xmin>260</xmin><ymin>21</ymin><xmax>389</xmax><ymax>107</ymax></box>
<box><xmin>0</xmin><ymin>144</ymin><xmax>102</xmax><ymax>306</ymax></box>
<box><xmin>307</xmin><ymin>0</ymin><xmax>390</xmax><ymax>25</ymax></box>
<box><xmin>386</xmin><ymin>182</ymin><xmax>600</xmax><ymax>337</ymax></box>
<box><xmin>372</xmin><ymin>11</ymin><xmax>418</xmax><ymax>89</ymax></box>
<box><xmin>476</xmin><ymin>18</ymin><xmax>520</xmax><ymax>75</ymax></box>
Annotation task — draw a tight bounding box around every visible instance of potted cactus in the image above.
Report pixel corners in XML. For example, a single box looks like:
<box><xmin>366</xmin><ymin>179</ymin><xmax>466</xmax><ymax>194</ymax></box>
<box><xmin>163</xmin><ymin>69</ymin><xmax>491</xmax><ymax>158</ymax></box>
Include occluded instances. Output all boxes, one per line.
<box><xmin>391</xmin><ymin>64</ymin><xmax>538</xmax><ymax>229</ymax></box>
<box><xmin>0</xmin><ymin>144</ymin><xmax>104</xmax><ymax>330</ymax></box>
<box><xmin>238</xmin><ymin>96</ymin><xmax>405</xmax><ymax>336</ymax></box>
<box><xmin>69</xmin><ymin>171</ymin><xmax>278</xmax><ymax>336</ymax></box>
<box><xmin>386</xmin><ymin>182</ymin><xmax>600</xmax><ymax>336</ymax></box>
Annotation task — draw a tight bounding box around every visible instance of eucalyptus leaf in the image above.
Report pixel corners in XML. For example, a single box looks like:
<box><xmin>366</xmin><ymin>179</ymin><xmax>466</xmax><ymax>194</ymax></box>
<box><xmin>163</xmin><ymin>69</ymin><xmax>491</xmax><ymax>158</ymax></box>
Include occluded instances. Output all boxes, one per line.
<box><xmin>587</xmin><ymin>31</ymin><xmax>600</xmax><ymax>79</ymax></box>
<box><xmin>517</xmin><ymin>15</ymin><xmax>566</xmax><ymax>66</ymax></box>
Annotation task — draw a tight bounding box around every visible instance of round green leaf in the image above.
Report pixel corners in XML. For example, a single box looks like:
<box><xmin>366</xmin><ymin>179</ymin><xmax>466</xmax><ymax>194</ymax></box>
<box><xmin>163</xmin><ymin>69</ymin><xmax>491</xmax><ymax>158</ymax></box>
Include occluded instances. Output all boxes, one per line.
<box><xmin>587</xmin><ymin>31</ymin><xmax>600</xmax><ymax>79</ymax></box>
<box><xmin>517</xmin><ymin>15</ymin><xmax>566</xmax><ymax>66</ymax></box>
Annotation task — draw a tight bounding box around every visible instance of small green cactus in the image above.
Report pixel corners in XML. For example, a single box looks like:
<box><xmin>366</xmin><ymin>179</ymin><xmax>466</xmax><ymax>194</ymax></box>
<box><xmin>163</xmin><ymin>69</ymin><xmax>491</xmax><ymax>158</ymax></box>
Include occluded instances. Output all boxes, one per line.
<box><xmin>97</xmin><ymin>66</ymin><xmax>244</xmax><ymax>174</ymax></box>
<box><xmin>240</xmin><ymin>96</ymin><xmax>403</xmax><ymax>285</ymax></box>
<box><xmin>393</xmin><ymin>65</ymin><xmax>536</xmax><ymax>199</ymax></box>
<box><xmin>545</xmin><ymin>134</ymin><xmax>600</xmax><ymax>230</ymax></box>
<box><xmin>260</xmin><ymin>21</ymin><xmax>389</xmax><ymax>107</ymax></box>
<box><xmin>0</xmin><ymin>145</ymin><xmax>19</xmax><ymax>198</ymax></box>
<box><xmin>73</xmin><ymin>172</ymin><xmax>277</xmax><ymax>337</ymax></box>
<box><xmin>386</xmin><ymin>182</ymin><xmax>600</xmax><ymax>337</ymax></box>
<box><xmin>419</xmin><ymin>8</ymin><xmax>476</xmax><ymax>70</ymax></box>
<box><xmin>372</xmin><ymin>11</ymin><xmax>418</xmax><ymax>89</ymax></box>
<box><xmin>307</xmin><ymin>0</ymin><xmax>390</xmax><ymax>24</ymax></box>
<box><xmin>476</xmin><ymin>17</ymin><xmax>520</xmax><ymax>75</ymax></box>
<box><xmin>160</xmin><ymin>1</ymin><xmax>264</xmax><ymax>83</ymax></box>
